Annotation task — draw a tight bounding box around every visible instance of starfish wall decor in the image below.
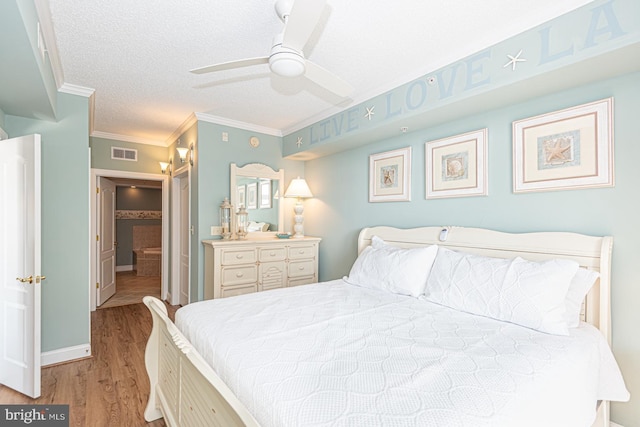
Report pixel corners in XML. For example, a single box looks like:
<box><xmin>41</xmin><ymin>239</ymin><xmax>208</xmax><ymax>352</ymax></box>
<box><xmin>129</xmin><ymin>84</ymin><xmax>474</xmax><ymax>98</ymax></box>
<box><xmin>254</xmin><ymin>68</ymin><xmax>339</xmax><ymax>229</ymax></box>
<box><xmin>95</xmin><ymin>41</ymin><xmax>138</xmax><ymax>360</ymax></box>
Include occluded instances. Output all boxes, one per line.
<box><xmin>365</xmin><ymin>106</ymin><xmax>375</xmax><ymax>121</ymax></box>
<box><xmin>504</xmin><ymin>49</ymin><xmax>527</xmax><ymax>71</ymax></box>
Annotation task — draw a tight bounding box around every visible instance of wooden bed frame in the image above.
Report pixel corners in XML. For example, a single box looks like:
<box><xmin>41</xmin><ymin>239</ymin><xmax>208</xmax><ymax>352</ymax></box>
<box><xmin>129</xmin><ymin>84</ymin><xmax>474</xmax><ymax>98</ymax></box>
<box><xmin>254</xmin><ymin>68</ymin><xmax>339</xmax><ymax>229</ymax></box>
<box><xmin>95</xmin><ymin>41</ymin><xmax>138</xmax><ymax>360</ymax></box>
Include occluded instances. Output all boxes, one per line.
<box><xmin>143</xmin><ymin>226</ymin><xmax>614</xmax><ymax>427</ymax></box>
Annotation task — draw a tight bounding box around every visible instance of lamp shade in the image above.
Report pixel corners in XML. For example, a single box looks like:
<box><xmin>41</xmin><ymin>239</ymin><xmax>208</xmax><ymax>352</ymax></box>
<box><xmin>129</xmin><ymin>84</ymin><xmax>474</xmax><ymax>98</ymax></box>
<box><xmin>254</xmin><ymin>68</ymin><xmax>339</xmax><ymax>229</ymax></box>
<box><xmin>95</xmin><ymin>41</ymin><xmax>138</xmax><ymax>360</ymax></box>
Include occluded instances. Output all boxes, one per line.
<box><xmin>176</xmin><ymin>147</ymin><xmax>189</xmax><ymax>162</ymax></box>
<box><xmin>284</xmin><ymin>177</ymin><xmax>313</xmax><ymax>198</ymax></box>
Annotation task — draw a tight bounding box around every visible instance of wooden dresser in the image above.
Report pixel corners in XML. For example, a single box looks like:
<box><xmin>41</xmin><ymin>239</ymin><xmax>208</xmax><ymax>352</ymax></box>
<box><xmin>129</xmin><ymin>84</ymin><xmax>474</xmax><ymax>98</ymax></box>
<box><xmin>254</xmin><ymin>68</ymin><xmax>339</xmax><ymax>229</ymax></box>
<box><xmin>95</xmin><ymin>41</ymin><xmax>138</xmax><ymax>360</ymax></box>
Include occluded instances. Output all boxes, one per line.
<box><xmin>202</xmin><ymin>236</ymin><xmax>321</xmax><ymax>299</ymax></box>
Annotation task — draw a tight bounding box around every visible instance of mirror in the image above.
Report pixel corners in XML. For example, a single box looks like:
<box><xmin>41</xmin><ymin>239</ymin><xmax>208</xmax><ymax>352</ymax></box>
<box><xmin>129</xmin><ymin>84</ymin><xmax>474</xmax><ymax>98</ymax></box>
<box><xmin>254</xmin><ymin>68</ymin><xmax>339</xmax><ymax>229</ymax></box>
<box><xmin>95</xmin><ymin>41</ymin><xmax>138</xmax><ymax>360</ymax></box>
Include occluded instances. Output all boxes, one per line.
<box><xmin>230</xmin><ymin>163</ymin><xmax>284</xmax><ymax>233</ymax></box>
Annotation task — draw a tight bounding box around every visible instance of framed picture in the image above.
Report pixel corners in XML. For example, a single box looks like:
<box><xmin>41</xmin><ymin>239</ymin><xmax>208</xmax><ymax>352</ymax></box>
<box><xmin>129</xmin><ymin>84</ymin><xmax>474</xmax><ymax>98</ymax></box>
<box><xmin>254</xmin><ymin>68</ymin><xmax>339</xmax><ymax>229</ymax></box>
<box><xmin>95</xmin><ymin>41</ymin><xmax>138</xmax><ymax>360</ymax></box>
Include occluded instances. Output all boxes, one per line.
<box><xmin>246</xmin><ymin>182</ymin><xmax>257</xmax><ymax>209</ymax></box>
<box><xmin>369</xmin><ymin>147</ymin><xmax>411</xmax><ymax>202</ymax></box>
<box><xmin>236</xmin><ymin>185</ymin><xmax>246</xmax><ymax>209</ymax></box>
<box><xmin>425</xmin><ymin>129</ymin><xmax>488</xmax><ymax>199</ymax></box>
<box><xmin>259</xmin><ymin>180</ymin><xmax>272</xmax><ymax>209</ymax></box>
<box><xmin>513</xmin><ymin>98</ymin><xmax>614</xmax><ymax>193</ymax></box>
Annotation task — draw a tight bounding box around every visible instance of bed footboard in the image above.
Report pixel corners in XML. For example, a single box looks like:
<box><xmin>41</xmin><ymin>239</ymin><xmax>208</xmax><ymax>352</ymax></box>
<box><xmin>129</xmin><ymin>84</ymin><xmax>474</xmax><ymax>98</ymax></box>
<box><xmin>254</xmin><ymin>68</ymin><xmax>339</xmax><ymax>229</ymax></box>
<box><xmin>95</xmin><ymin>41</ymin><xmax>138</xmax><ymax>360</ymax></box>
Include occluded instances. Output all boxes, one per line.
<box><xmin>143</xmin><ymin>296</ymin><xmax>259</xmax><ymax>426</ymax></box>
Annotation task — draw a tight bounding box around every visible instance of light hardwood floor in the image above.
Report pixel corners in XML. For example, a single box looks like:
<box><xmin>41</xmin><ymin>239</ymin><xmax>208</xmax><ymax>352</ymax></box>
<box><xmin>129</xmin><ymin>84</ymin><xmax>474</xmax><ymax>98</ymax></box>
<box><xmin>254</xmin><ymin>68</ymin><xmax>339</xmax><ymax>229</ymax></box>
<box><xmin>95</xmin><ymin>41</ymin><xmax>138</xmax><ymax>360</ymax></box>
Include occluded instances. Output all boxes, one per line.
<box><xmin>0</xmin><ymin>301</ymin><xmax>179</xmax><ymax>427</ymax></box>
<box><xmin>99</xmin><ymin>271</ymin><xmax>161</xmax><ymax>309</ymax></box>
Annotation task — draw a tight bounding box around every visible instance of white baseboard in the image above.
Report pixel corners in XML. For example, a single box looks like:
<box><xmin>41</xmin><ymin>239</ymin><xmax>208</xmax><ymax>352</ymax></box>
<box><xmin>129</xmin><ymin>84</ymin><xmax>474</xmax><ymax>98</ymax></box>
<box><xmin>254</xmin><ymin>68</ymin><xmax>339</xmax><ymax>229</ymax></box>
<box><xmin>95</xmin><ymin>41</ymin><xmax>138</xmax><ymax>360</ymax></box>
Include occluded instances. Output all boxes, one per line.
<box><xmin>41</xmin><ymin>343</ymin><xmax>91</xmax><ymax>366</ymax></box>
<box><xmin>116</xmin><ymin>265</ymin><xmax>133</xmax><ymax>272</ymax></box>
<box><xmin>611</xmin><ymin>422</ymin><xmax>623</xmax><ymax>427</ymax></box>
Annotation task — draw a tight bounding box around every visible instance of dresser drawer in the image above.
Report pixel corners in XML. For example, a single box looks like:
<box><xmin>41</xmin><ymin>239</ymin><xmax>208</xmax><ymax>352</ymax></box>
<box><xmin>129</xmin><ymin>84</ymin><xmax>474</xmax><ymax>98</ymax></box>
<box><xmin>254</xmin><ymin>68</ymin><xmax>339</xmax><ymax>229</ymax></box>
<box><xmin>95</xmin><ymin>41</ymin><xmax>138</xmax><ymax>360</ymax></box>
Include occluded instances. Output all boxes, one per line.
<box><xmin>288</xmin><ymin>259</ymin><xmax>315</xmax><ymax>278</ymax></box>
<box><xmin>221</xmin><ymin>283</ymin><xmax>258</xmax><ymax>298</ymax></box>
<box><xmin>288</xmin><ymin>276</ymin><xmax>315</xmax><ymax>287</ymax></box>
<box><xmin>288</xmin><ymin>244</ymin><xmax>316</xmax><ymax>260</ymax></box>
<box><xmin>204</xmin><ymin>237</ymin><xmax>320</xmax><ymax>300</ymax></box>
<box><xmin>221</xmin><ymin>265</ymin><xmax>258</xmax><ymax>286</ymax></box>
<box><xmin>259</xmin><ymin>247</ymin><xmax>286</xmax><ymax>262</ymax></box>
<box><xmin>220</xmin><ymin>248</ymin><xmax>257</xmax><ymax>265</ymax></box>
<box><xmin>259</xmin><ymin>261</ymin><xmax>286</xmax><ymax>290</ymax></box>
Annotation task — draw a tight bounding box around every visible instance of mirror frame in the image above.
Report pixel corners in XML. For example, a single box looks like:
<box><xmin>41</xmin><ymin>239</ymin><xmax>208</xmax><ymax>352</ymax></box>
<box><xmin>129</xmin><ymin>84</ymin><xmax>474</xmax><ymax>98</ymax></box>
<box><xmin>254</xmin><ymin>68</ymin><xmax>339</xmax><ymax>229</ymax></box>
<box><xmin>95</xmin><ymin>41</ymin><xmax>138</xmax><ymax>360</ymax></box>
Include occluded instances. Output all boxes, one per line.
<box><xmin>230</xmin><ymin>163</ymin><xmax>285</xmax><ymax>234</ymax></box>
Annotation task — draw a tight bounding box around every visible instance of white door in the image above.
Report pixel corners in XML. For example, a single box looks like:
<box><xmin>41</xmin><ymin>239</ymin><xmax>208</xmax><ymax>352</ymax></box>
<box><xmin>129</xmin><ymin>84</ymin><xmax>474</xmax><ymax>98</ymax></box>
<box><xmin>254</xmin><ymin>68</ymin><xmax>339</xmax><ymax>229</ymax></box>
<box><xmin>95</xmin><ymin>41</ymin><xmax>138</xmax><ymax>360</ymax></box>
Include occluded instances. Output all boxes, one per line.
<box><xmin>97</xmin><ymin>177</ymin><xmax>116</xmax><ymax>306</ymax></box>
<box><xmin>0</xmin><ymin>134</ymin><xmax>42</xmax><ymax>398</ymax></box>
<box><xmin>179</xmin><ymin>177</ymin><xmax>190</xmax><ymax>305</ymax></box>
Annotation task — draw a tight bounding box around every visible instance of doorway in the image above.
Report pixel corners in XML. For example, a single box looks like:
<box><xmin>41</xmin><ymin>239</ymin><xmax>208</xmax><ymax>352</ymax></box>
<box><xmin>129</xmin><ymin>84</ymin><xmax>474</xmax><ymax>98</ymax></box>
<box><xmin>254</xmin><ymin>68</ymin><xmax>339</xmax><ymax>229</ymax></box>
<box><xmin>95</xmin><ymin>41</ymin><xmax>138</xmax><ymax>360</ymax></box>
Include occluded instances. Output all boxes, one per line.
<box><xmin>100</xmin><ymin>179</ymin><xmax>163</xmax><ymax>309</ymax></box>
<box><xmin>90</xmin><ymin>169</ymin><xmax>169</xmax><ymax>312</ymax></box>
<box><xmin>171</xmin><ymin>164</ymin><xmax>191</xmax><ymax>306</ymax></box>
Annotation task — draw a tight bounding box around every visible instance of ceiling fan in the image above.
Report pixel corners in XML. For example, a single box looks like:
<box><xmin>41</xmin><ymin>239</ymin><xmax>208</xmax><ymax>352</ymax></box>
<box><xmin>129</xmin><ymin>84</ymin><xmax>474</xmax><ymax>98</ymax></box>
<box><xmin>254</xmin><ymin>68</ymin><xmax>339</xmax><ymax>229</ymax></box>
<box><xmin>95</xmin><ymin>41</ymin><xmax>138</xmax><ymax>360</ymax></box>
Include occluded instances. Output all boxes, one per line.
<box><xmin>190</xmin><ymin>0</ymin><xmax>354</xmax><ymax>98</ymax></box>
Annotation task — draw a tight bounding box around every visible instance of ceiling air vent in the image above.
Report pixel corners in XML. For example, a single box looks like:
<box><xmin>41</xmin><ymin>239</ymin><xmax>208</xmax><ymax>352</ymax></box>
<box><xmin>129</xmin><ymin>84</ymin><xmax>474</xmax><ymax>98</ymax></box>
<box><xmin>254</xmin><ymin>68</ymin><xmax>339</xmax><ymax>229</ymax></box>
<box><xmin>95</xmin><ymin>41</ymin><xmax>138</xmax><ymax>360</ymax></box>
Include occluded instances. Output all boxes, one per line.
<box><xmin>111</xmin><ymin>146</ymin><xmax>138</xmax><ymax>161</ymax></box>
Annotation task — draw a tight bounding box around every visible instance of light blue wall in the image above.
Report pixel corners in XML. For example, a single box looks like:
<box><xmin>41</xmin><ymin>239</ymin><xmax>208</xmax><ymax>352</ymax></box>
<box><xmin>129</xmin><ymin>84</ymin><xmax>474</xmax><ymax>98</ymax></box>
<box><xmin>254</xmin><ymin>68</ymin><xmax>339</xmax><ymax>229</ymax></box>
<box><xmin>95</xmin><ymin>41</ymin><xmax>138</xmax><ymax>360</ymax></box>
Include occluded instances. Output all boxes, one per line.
<box><xmin>14</xmin><ymin>0</ymin><xmax>58</xmax><ymax>114</ymax></box>
<box><xmin>193</xmin><ymin>121</ymin><xmax>304</xmax><ymax>300</ymax></box>
<box><xmin>304</xmin><ymin>72</ymin><xmax>640</xmax><ymax>426</ymax></box>
<box><xmin>90</xmin><ymin>136</ymin><xmax>168</xmax><ymax>173</ymax></box>
<box><xmin>5</xmin><ymin>92</ymin><xmax>91</xmax><ymax>352</ymax></box>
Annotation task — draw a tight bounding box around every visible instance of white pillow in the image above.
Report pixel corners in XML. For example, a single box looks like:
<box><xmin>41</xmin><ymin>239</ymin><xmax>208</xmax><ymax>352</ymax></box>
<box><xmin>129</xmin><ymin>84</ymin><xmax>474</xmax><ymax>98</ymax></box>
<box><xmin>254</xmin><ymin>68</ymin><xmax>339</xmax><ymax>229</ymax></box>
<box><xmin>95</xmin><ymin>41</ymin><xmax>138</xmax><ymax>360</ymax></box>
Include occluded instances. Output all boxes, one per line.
<box><xmin>564</xmin><ymin>268</ymin><xmax>599</xmax><ymax>328</ymax></box>
<box><xmin>345</xmin><ymin>236</ymin><xmax>438</xmax><ymax>297</ymax></box>
<box><xmin>424</xmin><ymin>247</ymin><xmax>579</xmax><ymax>335</ymax></box>
<box><xmin>247</xmin><ymin>221</ymin><xmax>268</xmax><ymax>232</ymax></box>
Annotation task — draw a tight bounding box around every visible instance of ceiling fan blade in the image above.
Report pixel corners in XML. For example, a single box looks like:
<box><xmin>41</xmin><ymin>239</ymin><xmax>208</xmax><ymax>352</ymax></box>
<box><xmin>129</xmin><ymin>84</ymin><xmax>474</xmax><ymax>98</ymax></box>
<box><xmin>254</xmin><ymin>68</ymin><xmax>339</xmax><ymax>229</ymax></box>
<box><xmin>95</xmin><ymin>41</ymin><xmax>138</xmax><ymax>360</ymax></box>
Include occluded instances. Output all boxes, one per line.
<box><xmin>190</xmin><ymin>57</ymin><xmax>269</xmax><ymax>74</ymax></box>
<box><xmin>282</xmin><ymin>0</ymin><xmax>327</xmax><ymax>51</ymax></box>
<box><xmin>304</xmin><ymin>60</ymin><xmax>353</xmax><ymax>98</ymax></box>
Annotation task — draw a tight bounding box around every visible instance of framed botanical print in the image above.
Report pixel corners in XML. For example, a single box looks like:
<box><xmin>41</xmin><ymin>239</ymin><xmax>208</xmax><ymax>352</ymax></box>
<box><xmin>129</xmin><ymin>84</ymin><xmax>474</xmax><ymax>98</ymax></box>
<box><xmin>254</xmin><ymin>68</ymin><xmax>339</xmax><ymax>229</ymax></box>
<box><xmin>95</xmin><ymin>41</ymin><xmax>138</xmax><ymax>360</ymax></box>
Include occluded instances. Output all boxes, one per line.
<box><xmin>425</xmin><ymin>129</ymin><xmax>488</xmax><ymax>199</ymax></box>
<box><xmin>369</xmin><ymin>146</ymin><xmax>411</xmax><ymax>202</ymax></box>
<box><xmin>513</xmin><ymin>98</ymin><xmax>614</xmax><ymax>193</ymax></box>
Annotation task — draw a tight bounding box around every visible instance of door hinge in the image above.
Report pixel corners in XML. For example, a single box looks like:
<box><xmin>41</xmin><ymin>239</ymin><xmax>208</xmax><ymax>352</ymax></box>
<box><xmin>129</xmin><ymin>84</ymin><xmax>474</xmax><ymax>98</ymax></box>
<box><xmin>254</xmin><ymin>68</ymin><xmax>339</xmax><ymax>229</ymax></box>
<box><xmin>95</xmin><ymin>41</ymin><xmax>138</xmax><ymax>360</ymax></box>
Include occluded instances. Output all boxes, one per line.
<box><xmin>96</xmin><ymin>282</ymin><xmax>99</xmax><ymax>289</ymax></box>
<box><xmin>96</xmin><ymin>235</ymin><xmax>99</xmax><ymax>241</ymax></box>
<box><xmin>96</xmin><ymin>187</ymin><xmax>99</xmax><ymax>194</ymax></box>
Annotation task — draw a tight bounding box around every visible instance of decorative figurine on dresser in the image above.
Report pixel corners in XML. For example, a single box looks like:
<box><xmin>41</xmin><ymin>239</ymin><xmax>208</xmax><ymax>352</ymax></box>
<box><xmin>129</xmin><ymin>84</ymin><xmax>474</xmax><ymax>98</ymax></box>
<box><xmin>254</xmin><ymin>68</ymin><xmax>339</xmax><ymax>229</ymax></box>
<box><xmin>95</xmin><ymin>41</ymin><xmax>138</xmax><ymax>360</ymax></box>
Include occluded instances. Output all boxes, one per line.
<box><xmin>203</xmin><ymin>162</ymin><xmax>321</xmax><ymax>299</ymax></box>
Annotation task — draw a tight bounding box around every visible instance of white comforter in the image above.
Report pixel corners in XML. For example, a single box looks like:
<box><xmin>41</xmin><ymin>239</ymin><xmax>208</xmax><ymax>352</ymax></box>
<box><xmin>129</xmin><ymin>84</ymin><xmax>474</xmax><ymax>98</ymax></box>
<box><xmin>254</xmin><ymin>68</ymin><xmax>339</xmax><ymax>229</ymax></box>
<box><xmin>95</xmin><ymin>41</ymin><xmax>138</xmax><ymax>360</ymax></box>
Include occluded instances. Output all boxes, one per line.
<box><xmin>176</xmin><ymin>280</ymin><xmax>628</xmax><ymax>427</ymax></box>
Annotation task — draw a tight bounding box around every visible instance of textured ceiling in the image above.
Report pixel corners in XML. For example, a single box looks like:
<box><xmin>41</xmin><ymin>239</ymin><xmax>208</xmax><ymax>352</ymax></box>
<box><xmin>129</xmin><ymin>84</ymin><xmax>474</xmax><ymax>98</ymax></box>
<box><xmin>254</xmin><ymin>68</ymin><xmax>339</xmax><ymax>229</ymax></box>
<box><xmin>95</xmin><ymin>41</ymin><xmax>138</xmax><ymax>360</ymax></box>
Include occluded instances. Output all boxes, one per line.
<box><xmin>46</xmin><ymin>0</ymin><xmax>594</xmax><ymax>144</ymax></box>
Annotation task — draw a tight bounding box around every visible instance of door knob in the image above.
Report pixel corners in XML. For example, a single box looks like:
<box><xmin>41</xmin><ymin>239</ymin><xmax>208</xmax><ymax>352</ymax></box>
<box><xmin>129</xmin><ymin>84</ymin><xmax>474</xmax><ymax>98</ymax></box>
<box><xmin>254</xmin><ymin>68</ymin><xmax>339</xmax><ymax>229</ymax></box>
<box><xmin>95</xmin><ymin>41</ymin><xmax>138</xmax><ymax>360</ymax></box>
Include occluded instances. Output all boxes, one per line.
<box><xmin>15</xmin><ymin>275</ymin><xmax>46</xmax><ymax>284</ymax></box>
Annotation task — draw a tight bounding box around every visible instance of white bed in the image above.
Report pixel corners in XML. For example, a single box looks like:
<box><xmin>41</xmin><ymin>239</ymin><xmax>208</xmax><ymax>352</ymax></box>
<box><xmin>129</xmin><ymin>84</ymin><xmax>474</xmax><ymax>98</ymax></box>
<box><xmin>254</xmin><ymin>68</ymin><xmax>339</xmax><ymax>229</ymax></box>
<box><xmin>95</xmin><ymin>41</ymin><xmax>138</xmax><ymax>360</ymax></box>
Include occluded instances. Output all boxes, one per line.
<box><xmin>143</xmin><ymin>226</ymin><xmax>629</xmax><ymax>427</ymax></box>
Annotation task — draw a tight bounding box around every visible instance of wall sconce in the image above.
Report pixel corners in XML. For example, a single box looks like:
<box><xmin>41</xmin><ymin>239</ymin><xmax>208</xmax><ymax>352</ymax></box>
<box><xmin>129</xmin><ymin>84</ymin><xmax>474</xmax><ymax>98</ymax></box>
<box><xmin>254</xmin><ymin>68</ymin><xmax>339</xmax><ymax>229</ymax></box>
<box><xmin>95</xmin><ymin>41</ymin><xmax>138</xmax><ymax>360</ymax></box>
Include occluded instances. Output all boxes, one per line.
<box><xmin>176</xmin><ymin>147</ymin><xmax>189</xmax><ymax>164</ymax></box>
<box><xmin>284</xmin><ymin>177</ymin><xmax>313</xmax><ymax>238</ymax></box>
<box><xmin>176</xmin><ymin>143</ymin><xmax>195</xmax><ymax>166</ymax></box>
<box><xmin>159</xmin><ymin>160</ymin><xmax>172</xmax><ymax>175</ymax></box>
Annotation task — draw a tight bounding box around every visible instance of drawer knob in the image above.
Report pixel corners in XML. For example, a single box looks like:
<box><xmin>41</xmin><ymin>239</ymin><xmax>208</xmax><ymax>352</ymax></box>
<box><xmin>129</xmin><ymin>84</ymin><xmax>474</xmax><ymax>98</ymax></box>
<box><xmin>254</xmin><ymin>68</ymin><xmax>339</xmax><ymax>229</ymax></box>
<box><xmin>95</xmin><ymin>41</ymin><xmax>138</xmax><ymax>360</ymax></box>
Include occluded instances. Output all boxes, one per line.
<box><xmin>298</xmin><ymin>250</ymin><xmax>305</xmax><ymax>254</ymax></box>
<box><xmin>236</xmin><ymin>272</ymin><xmax>244</xmax><ymax>278</ymax></box>
<box><xmin>269</xmin><ymin>251</ymin><xmax>276</xmax><ymax>256</ymax></box>
<box><xmin>236</xmin><ymin>254</ymin><xmax>244</xmax><ymax>259</ymax></box>
<box><xmin>298</xmin><ymin>266</ymin><xmax>305</xmax><ymax>270</ymax></box>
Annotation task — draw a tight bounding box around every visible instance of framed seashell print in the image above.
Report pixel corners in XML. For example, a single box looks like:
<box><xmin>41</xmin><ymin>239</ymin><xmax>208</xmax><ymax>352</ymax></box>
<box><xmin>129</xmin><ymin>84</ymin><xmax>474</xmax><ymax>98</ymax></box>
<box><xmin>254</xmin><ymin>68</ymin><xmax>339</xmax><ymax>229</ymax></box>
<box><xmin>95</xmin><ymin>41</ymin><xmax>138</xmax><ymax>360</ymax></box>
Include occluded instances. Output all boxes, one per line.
<box><xmin>512</xmin><ymin>98</ymin><xmax>614</xmax><ymax>193</ymax></box>
<box><xmin>369</xmin><ymin>146</ymin><xmax>411</xmax><ymax>202</ymax></box>
<box><xmin>425</xmin><ymin>128</ymin><xmax>488</xmax><ymax>199</ymax></box>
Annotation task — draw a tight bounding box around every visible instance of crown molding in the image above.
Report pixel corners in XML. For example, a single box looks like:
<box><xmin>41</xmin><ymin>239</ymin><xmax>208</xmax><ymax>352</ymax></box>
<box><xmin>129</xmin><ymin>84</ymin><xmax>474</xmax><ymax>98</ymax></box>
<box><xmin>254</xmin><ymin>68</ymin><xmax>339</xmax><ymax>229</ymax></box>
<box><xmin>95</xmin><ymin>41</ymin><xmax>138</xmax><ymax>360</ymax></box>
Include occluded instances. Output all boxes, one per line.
<box><xmin>91</xmin><ymin>131</ymin><xmax>166</xmax><ymax>147</ymax></box>
<box><xmin>59</xmin><ymin>83</ymin><xmax>95</xmax><ymax>98</ymax></box>
<box><xmin>165</xmin><ymin>113</ymin><xmax>198</xmax><ymax>145</ymax></box>
<box><xmin>195</xmin><ymin>112</ymin><xmax>282</xmax><ymax>137</ymax></box>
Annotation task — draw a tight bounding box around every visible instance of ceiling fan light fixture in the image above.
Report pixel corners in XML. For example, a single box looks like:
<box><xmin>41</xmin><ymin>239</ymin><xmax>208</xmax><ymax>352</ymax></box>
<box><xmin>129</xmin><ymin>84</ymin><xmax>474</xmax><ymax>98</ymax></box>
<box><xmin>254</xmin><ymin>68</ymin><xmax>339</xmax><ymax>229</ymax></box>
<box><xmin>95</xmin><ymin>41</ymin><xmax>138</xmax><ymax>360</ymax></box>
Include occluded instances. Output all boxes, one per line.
<box><xmin>269</xmin><ymin>51</ymin><xmax>305</xmax><ymax>77</ymax></box>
